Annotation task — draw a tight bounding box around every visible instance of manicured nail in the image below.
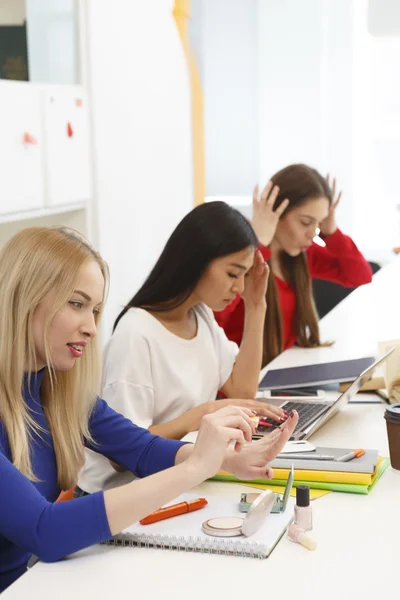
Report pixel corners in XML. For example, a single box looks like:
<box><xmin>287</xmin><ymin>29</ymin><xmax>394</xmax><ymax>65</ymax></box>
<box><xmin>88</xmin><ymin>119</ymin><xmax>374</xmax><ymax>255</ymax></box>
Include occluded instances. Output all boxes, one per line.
<box><xmin>251</xmin><ymin>409</ymin><xmax>258</xmax><ymax>414</ymax></box>
<box><xmin>284</xmin><ymin>410</ymin><xmax>289</xmax><ymax>415</ymax></box>
<box><xmin>290</xmin><ymin>410</ymin><xmax>296</xmax><ymax>418</ymax></box>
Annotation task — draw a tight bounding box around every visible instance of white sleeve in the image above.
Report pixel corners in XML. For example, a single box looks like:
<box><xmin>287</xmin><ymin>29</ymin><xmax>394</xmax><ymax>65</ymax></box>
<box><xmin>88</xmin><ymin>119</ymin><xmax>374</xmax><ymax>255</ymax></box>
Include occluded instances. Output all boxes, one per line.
<box><xmin>201</xmin><ymin>305</ymin><xmax>239</xmax><ymax>388</ymax></box>
<box><xmin>101</xmin><ymin>329</ymin><xmax>155</xmax><ymax>430</ymax></box>
<box><xmin>101</xmin><ymin>380</ymin><xmax>154</xmax><ymax>430</ymax></box>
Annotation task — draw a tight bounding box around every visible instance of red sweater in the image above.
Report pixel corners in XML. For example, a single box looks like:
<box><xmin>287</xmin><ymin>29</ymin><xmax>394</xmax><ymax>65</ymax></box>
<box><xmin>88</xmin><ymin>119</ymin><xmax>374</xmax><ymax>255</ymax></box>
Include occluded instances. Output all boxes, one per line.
<box><xmin>214</xmin><ymin>228</ymin><xmax>373</xmax><ymax>351</ymax></box>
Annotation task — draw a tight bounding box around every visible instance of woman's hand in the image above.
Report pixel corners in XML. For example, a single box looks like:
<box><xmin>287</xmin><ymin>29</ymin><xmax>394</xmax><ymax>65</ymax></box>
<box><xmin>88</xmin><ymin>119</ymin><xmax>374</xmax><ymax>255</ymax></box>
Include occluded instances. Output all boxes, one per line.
<box><xmin>251</xmin><ymin>181</ymin><xmax>289</xmax><ymax>247</ymax></box>
<box><xmin>320</xmin><ymin>174</ymin><xmax>342</xmax><ymax>236</ymax></box>
<box><xmin>241</xmin><ymin>250</ymin><xmax>269</xmax><ymax>309</ymax></box>
<box><xmin>222</xmin><ymin>410</ymin><xmax>299</xmax><ymax>480</ymax></box>
<box><xmin>184</xmin><ymin>398</ymin><xmax>287</xmax><ymax>433</ymax></box>
<box><xmin>186</xmin><ymin>406</ymin><xmax>258</xmax><ymax>481</ymax></box>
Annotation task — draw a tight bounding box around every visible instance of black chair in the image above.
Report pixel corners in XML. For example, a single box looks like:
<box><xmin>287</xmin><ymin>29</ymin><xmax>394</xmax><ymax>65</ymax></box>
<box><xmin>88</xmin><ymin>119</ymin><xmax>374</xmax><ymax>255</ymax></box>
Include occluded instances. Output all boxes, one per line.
<box><xmin>312</xmin><ymin>262</ymin><xmax>381</xmax><ymax>319</ymax></box>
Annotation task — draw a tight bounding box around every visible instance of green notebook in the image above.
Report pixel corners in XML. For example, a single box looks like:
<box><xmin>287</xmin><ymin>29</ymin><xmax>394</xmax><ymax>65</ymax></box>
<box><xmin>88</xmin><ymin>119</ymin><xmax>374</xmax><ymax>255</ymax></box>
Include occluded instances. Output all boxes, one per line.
<box><xmin>210</xmin><ymin>457</ymin><xmax>390</xmax><ymax>495</ymax></box>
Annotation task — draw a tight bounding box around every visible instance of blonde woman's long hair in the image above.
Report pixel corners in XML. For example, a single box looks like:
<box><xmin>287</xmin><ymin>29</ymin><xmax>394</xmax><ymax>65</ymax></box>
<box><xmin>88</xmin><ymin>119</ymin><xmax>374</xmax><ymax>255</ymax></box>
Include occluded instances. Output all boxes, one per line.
<box><xmin>0</xmin><ymin>227</ymin><xmax>109</xmax><ymax>490</ymax></box>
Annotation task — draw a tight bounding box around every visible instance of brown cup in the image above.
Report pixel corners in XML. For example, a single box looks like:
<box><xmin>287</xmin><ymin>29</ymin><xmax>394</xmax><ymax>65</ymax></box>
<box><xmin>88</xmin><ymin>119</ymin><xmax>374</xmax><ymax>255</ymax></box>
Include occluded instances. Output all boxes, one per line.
<box><xmin>384</xmin><ymin>404</ymin><xmax>400</xmax><ymax>470</ymax></box>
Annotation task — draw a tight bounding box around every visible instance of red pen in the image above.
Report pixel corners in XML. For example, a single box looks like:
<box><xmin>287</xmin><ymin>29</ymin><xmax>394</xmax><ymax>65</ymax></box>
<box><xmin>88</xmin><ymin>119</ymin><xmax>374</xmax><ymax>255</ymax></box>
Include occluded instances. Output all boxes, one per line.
<box><xmin>139</xmin><ymin>498</ymin><xmax>208</xmax><ymax>525</ymax></box>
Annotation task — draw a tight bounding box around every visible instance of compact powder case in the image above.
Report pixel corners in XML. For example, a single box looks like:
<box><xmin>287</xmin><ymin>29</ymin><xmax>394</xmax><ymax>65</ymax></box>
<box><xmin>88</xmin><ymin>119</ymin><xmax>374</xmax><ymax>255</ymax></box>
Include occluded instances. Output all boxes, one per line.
<box><xmin>201</xmin><ymin>489</ymin><xmax>276</xmax><ymax>537</ymax></box>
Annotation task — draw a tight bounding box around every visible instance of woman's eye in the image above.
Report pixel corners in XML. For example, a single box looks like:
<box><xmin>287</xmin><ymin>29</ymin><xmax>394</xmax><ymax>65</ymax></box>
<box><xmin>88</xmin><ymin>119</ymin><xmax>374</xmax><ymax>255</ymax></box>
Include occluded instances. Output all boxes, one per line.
<box><xmin>228</xmin><ymin>273</ymin><xmax>238</xmax><ymax>279</ymax></box>
<box><xmin>93</xmin><ymin>308</ymin><xmax>101</xmax><ymax>317</ymax></box>
<box><xmin>301</xmin><ymin>221</ymin><xmax>312</xmax><ymax>227</ymax></box>
<box><xmin>69</xmin><ymin>301</ymin><xmax>83</xmax><ymax>309</ymax></box>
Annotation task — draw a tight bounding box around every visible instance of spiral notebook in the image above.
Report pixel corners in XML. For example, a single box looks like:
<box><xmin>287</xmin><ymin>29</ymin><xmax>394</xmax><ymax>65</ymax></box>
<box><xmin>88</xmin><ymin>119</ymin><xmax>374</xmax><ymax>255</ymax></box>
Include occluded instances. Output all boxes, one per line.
<box><xmin>103</xmin><ymin>493</ymin><xmax>295</xmax><ymax>558</ymax></box>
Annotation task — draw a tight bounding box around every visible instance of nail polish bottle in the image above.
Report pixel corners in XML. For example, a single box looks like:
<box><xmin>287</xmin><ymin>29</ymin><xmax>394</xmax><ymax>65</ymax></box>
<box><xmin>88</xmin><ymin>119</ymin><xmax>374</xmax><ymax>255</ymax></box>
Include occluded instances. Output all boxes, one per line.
<box><xmin>294</xmin><ymin>485</ymin><xmax>312</xmax><ymax>531</ymax></box>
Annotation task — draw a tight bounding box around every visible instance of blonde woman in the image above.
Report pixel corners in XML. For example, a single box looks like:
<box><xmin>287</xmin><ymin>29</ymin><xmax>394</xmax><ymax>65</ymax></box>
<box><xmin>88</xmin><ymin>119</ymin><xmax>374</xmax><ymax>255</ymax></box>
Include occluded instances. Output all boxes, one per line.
<box><xmin>0</xmin><ymin>227</ymin><xmax>298</xmax><ymax>593</ymax></box>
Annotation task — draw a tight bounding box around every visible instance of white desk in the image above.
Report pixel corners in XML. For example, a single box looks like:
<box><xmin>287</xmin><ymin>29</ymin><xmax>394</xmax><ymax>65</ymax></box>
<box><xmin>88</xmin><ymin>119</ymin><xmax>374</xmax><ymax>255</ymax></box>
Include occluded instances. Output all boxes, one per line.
<box><xmin>4</xmin><ymin>259</ymin><xmax>400</xmax><ymax>600</ymax></box>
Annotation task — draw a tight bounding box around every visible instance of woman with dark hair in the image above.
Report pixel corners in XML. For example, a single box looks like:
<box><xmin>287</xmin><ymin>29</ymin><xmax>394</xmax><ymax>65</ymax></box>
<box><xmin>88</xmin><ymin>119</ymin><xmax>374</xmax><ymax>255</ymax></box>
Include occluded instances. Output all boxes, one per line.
<box><xmin>78</xmin><ymin>201</ymin><xmax>287</xmax><ymax>494</ymax></box>
<box><xmin>215</xmin><ymin>164</ymin><xmax>373</xmax><ymax>367</ymax></box>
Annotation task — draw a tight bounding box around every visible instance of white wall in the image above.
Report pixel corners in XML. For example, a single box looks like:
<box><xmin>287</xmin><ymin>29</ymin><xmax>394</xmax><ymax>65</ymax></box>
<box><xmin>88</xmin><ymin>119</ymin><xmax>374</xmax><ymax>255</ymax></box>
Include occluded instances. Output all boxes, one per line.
<box><xmin>258</xmin><ymin>0</ymin><xmax>354</xmax><ymax>234</ymax></box>
<box><xmin>86</xmin><ymin>0</ymin><xmax>193</xmax><ymax>339</ymax></box>
<box><xmin>25</xmin><ymin>0</ymin><xmax>77</xmax><ymax>84</ymax></box>
<box><xmin>257</xmin><ymin>0</ymin><xmax>324</xmax><ymax>178</ymax></box>
<box><xmin>193</xmin><ymin>0</ymin><xmax>355</xmax><ymax>234</ymax></box>
<box><xmin>193</xmin><ymin>0</ymin><xmax>399</xmax><ymax>260</ymax></box>
<box><xmin>352</xmin><ymin>0</ymin><xmax>400</xmax><ymax>255</ymax></box>
<box><xmin>200</xmin><ymin>0</ymin><xmax>259</xmax><ymax>196</ymax></box>
<box><xmin>368</xmin><ymin>0</ymin><xmax>400</xmax><ymax>36</ymax></box>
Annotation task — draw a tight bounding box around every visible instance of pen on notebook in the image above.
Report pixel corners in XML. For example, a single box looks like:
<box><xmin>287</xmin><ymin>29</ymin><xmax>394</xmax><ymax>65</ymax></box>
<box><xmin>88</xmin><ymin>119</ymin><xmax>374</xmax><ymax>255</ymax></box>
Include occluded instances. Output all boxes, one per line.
<box><xmin>139</xmin><ymin>498</ymin><xmax>208</xmax><ymax>525</ymax></box>
<box><xmin>335</xmin><ymin>449</ymin><xmax>365</xmax><ymax>462</ymax></box>
<box><xmin>276</xmin><ymin>453</ymin><xmax>335</xmax><ymax>460</ymax></box>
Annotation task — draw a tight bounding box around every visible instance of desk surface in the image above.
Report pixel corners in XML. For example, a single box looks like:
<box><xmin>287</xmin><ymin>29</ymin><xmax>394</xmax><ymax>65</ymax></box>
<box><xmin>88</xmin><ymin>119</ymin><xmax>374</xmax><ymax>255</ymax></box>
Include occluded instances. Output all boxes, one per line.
<box><xmin>4</xmin><ymin>260</ymin><xmax>400</xmax><ymax>600</ymax></box>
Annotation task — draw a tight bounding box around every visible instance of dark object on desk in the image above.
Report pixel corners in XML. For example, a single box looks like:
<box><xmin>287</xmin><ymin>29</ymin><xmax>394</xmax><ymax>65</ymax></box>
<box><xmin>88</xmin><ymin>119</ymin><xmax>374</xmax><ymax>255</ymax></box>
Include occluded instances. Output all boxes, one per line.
<box><xmin>312</xmin><ymin>261</ymin><xmax>381</xmax><ymax>319</ymax></box>
<box><xmin>259</xmin><ymin>356</ymin><xmax>376</xmax><ymax>390</ymax></box>
<box><xmin>0</xmin><ymin>23</ymin><xmax>29</xmax><ymax>81</ymax></box>
<box><xmin>384</xmin><ymin>404</ymin><xmax>400</xmax><ymax>470</ymax></box>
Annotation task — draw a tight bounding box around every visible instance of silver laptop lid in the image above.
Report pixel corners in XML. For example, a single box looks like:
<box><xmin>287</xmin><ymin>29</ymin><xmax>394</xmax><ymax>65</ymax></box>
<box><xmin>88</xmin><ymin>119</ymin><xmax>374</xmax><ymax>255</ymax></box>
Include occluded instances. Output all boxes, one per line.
<box><xmin>331</xmin><ymin>347</ymin><xmax>395</xmax><ymax>411</ymax></box>
<box><xmin>300</xmin><ymin>348</ymin><xmax>396</xmax><ymax>439</ymax></box>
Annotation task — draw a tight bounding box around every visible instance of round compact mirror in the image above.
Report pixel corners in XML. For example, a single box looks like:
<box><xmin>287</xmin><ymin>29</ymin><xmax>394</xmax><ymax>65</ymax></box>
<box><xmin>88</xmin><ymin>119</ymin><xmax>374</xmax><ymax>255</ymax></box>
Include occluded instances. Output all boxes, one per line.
<box><xmin>201</xmin><ymin>489</ymin><xmax>276</xmax><ymax>538</ymax></box>
<box><xmin>241</xmin><ymin>488</ymin><xmax>275</xmax><ymax>536</ymax></box>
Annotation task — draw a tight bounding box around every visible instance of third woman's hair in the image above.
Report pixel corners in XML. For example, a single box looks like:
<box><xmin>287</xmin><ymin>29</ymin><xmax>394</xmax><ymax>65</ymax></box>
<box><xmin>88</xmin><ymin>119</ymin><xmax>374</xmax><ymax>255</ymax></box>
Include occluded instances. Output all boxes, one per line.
<box><xmin>114</xmin><ymin>201</ymin><xmax>258</xmax><ymax>330</ymax></box>
<box><xmin>263</xmin><ymin>164</ymin><xmax>332</xmax><ymax>366</ymax></box>
<box><xmin>0</xmin><ymin>227</ymin><xmax>108</xmax><ymax>490</ymax></box>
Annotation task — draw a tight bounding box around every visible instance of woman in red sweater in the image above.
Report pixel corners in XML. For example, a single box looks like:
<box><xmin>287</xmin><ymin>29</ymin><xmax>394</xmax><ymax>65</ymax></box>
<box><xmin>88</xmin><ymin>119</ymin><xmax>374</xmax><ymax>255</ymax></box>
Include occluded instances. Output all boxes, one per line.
<box><xmin>215</xmin><ymin>164</ymin><xmax>373</xmax><ymax>367</ymax></box>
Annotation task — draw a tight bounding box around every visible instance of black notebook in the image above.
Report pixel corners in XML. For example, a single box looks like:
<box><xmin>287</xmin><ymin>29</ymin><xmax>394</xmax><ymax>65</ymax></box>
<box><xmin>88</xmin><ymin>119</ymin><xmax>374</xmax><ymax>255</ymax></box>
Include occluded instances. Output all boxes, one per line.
<box><xmin>259</xmin><ymin>356</ymin><xmax>376</xmax><ymax>390</ymax></box>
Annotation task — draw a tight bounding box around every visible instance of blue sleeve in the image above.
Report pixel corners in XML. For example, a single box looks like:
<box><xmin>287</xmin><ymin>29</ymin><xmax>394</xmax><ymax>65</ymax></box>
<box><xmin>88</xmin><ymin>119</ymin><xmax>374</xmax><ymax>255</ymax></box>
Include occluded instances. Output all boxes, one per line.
<box><xmin>86</xmin><ymin>398</ymin><xmax>187</xmax><ymax>478</ymax></box>
<box><xmin>0</xmin><ymin>449</ymin><xmax>111</xmax><ymax>563</ymax></box>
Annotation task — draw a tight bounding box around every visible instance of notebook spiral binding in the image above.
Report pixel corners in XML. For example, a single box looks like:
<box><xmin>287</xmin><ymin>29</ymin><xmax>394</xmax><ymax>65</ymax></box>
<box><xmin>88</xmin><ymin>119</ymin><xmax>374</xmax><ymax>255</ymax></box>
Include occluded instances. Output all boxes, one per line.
<box><xmin>102</xmin><ymin>533</ymin><xmax>268</xmax><ymax>558</ymax></box>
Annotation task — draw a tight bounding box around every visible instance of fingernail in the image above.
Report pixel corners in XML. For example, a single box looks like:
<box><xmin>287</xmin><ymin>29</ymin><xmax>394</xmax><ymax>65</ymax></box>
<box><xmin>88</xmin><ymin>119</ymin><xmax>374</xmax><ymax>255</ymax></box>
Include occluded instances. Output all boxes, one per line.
<box><xmin>279</xmin><ymin>417</ymin><xmax>285</xmax><ymax>422</ymax></box>
<box><xmin>290</xmin><ymin>410</ymin><xmax>296</xmax><ymax>418</ymax></box>
<box><xmin>284</xmin><ymin>411</ymin><xmax>289</xmax><ymax>415</ymax></box>
<box><xmin>251</xmin><ymin>409</ymin><xmax>258</xmax><ymax>414</ymax></box>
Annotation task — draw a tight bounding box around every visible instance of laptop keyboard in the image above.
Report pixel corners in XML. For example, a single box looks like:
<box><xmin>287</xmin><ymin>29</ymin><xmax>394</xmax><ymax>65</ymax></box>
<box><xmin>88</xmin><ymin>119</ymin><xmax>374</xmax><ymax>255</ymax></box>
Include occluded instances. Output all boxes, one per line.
<box><xmin>255</xmin><ymin>401</ymin><xmax>329</xmax><ymax>439</ymax></box>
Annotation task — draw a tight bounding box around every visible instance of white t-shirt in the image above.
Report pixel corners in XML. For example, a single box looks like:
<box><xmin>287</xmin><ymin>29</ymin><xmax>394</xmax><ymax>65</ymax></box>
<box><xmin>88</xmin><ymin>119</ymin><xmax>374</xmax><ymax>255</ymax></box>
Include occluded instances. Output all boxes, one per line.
<box><xmin>78</xmin><ymin>303</ymin><xmax>239</xmax><ymax>492</ymax></box>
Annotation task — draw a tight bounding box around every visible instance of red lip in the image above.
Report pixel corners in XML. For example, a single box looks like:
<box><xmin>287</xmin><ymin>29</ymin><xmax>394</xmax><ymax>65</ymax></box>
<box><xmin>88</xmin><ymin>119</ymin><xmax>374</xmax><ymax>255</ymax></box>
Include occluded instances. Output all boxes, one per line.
<box><xmin>67</xmin><ymin>345</ymin><xmax>83</xmax><ymax>358</ymax></box>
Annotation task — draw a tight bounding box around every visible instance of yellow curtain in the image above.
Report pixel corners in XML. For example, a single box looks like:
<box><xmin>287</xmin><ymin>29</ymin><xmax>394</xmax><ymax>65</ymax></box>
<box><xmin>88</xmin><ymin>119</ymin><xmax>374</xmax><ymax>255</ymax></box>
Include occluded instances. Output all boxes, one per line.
<box><xmin>173</xmin><ymin>0</ymin><xmax>205</xmax><ymax>206</ymax></box>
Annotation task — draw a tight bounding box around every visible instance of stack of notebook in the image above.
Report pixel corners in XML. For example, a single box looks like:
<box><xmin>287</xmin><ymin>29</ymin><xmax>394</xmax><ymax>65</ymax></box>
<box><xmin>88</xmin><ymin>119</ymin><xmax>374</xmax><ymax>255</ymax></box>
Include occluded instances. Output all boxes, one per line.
<box><xmin>211</xmin><ymin>447</ymin><xmax>390</xmax><ymax>495</ymax></box>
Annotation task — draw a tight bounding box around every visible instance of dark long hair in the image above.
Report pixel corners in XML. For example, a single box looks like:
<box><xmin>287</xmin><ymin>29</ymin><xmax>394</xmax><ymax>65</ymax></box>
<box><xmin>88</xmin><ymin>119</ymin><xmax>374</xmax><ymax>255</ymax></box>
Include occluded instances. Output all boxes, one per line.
<box><xmin>114</xmin><ymin>201</ymin><xmax>258</xmax><ymax>331</ymax></box>
<box><xmin>263</xmin><ymin>164</ymin><xmax>332</xmax><ymax>366</ymax></box>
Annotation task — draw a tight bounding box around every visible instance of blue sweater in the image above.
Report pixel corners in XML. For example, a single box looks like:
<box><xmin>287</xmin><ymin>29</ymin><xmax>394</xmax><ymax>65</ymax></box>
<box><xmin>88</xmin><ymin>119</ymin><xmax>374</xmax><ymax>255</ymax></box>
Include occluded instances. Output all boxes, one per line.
<box><xmin>0</xmin><ymin>370</ymin><xmax>185</xmax><ymax>593</ymax></box>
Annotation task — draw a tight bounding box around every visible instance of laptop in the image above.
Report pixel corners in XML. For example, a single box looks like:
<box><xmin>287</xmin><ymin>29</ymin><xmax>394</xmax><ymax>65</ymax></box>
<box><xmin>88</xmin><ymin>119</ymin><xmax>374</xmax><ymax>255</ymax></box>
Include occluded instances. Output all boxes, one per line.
<box><xmin>254</xmin><ymin>348</ymin><xmax>395</xmax><ymax>441</ymax></box>
<box><xmin>258</xmin><ymin>356</ymin><xmax>376</xmax><ymax>390</ymax></box>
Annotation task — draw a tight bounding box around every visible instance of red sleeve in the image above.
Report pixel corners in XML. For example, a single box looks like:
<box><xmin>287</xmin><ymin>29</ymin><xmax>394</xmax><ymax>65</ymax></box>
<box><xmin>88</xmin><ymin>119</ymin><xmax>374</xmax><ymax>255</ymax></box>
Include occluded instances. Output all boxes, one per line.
<box><xmin>214</xmin><ymin>295</ymin><xmax>245</xmax><ymax>345</ymax></box>
<box><xmin>258</xmin><ymin>245</ymin><xmax>272</xmax><ymax>262</ymax></box>
<box><xmin>307</xmin><ymin>228</ymin><xmax>373</xmax><ymax>288</ymax></box>
<box><xmin>213</xmin><ymin>245</ymin><xmax>272</xmax><ymax>345</ymax></box>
